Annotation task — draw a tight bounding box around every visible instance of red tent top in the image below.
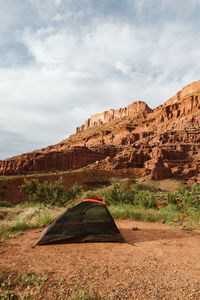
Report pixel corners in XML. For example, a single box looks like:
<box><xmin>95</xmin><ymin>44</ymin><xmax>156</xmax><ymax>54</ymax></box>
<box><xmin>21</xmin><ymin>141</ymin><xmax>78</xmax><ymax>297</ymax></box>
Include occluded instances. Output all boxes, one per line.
<box><xmin>82</xmin><ymin>197</ymin><xmax>106</xmax><ymax>205</ymax></box>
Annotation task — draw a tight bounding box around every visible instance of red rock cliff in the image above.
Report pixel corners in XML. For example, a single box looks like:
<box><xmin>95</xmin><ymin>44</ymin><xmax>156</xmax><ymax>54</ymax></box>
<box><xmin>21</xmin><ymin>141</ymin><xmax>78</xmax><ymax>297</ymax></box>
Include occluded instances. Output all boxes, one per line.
<box><xmin>1</xmin><ymin>80</ymin><xmax>200</xmax><ymax>181</ymax></box>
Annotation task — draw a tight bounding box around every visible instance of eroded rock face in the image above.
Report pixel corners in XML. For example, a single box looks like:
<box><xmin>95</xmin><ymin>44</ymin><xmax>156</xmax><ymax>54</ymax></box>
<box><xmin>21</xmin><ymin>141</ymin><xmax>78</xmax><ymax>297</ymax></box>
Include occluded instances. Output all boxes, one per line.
<box><xmin>1</xmin><ymin>80</ymin><xmax>200</xmax><ymax>180</ymax></box>
<box><xmin>76</xmin><ymin>101</ymin><xmax>152</xmax><ymax>133</ymax></box>
<box><xmin>151</xmin><ymin>159</ymin><xmax>172</xmax><ymax>180</ymax></box>
<box><xmin>0</xmin><ymin>146</ymin><xmax>117</xmax><ymax>175</ymax></box>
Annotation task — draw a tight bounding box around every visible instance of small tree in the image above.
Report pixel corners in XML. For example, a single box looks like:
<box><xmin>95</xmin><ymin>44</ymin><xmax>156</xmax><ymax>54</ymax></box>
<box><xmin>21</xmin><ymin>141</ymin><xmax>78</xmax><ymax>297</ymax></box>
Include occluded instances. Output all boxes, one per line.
<box><xmin>19</xmin><ymin>178</ymin><xmax>82</xmax><ymax>206</ymax></box>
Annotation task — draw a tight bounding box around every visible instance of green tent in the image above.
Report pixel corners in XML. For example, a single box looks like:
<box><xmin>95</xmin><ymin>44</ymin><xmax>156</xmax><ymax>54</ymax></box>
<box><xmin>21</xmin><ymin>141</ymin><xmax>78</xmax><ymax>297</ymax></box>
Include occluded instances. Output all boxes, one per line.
<box><xmin>36</xmin><ymin>198</ymin><xmax>124</xmax><ymax>245</ymax></box>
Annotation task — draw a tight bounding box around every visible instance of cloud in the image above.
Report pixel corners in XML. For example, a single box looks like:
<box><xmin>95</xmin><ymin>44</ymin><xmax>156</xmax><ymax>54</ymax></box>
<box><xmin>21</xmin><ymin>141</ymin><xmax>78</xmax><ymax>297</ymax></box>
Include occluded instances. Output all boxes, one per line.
<box><xmin>54</xmin><ymin>0</ymin><xmax>62</xmax><ymax>7</ymax></box>
<box><xmin>19</xmin><ymin>19</ymin><xmax>200</xmax><ymax>90</ymax></box>
<box><xmin>0</xmin><ymin>1</ymin><xmax>200</xmax><ymax>159</ymax></box>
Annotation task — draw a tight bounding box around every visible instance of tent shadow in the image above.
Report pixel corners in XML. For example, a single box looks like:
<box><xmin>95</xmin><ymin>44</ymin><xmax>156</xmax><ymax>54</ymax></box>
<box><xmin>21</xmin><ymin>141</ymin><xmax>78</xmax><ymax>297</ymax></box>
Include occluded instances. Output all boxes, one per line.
<box><xmin>119</xmin><ymin>228</ymin><xmax>187</xmax><ymax>244</ymax></box>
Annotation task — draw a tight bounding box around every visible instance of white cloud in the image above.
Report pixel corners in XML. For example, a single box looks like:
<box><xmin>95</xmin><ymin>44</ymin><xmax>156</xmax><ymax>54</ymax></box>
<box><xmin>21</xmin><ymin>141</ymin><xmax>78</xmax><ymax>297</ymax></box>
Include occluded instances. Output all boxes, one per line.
<box><xmin>19</xmin><ymin>20</ymin><xmax>200</xmax><ymax>87</ymax></box>
<box><xmin>53</xmin><ymin>13</ymin><xmax>63</xmax><ymax>22</ymax></box>
<box><xmin>114</xmin><ymin>61</ymin><xmax>131</xmax><ymax>75</ymax></box>
<box><xmin>54</xmin><ymin>0</ymin><xmax>62</xmax><ymax>7</ymax></box>
<box><xmin>0</xmin><ymin>1</ymin><xmax>200</xmax><ymax>159</ymax></box>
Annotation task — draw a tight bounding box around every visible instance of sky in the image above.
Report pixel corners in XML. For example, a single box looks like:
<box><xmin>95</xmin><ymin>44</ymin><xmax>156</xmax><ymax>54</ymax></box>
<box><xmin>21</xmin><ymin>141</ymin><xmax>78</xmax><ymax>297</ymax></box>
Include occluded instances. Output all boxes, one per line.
<box><xmin>1</xmin><ymin>0</ymin><xmax>200</xmax><ymax>160</ymax></box>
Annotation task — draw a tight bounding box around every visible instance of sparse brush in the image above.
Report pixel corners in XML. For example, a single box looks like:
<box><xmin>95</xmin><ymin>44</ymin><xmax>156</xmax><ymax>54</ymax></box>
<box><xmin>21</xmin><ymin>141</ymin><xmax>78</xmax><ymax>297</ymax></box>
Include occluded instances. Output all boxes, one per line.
<box><xmin>133</xmin><ymin>190</ymin><xmax>157</xmax><ymax>208</ymax></box>
<box><xmin>177</xmin><ymin>183</ymin><xmax>200</xmax><ymax>209</ymax></box>
<box><xmin>157</xmin><ymin>204</ymin><xmax>180</xmax><ymax>224</ymax></box>
<box><xmin>19</xmin><ymin>178</ymin><xmax>83</xmax><ymax>206</ymax></box>
<box><xmin>102</xmin><ymin>179</ymin><xmax>135</xmax><ymax>205</ymax></box>
<box><xmin>81</xmin><ymin>190</ymin><xmax>100</xmax><ymax>199</ymax></box>
<box><xmin>166</xmin><ymin>192</ymin><xmax>178</xmax><ymax>205</ymax></box>
<box><xmin>68</xmin><ymin>289</ymin><xmax>106</xmax><ymax>300</ymax></box>
<box><xmin>110</xmin><ymin>205</ymin><xmax>159</xmax><ymax>222</ymax></box>
<box><xmin>0</xmin><ymin>201</ymin><xmax>12</xmax><ymax>207</ymax></box>
<box><xmin>0</xmin><ymin>206</ymin><xmax>65</xmax><ymax>240</ymax></box>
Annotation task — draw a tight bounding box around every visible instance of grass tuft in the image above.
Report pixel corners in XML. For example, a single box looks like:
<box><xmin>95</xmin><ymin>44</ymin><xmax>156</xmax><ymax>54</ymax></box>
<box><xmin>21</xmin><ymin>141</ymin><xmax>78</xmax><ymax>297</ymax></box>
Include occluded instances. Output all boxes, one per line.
<box><xmin>68</xmin><ymin>289</ymin><xmax>106</xmax><ymax>300</ymax></box>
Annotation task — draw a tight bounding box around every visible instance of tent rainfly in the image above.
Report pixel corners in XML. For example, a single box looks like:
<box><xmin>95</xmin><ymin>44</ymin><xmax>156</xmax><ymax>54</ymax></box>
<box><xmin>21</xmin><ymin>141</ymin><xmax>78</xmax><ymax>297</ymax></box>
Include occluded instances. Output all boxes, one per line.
<box><xmin>36</xmin><ymin>197</ymin><xmax>124</xmax><ymax>245</ymax></box>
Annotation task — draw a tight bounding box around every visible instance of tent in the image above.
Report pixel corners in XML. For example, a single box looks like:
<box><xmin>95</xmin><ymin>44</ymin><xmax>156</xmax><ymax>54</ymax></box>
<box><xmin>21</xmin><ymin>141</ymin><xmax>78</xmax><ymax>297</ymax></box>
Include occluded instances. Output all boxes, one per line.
<box><xmin>36</xmin><ymin>197</ymin><xmax>124</xmax><ymax>245</ymax></box>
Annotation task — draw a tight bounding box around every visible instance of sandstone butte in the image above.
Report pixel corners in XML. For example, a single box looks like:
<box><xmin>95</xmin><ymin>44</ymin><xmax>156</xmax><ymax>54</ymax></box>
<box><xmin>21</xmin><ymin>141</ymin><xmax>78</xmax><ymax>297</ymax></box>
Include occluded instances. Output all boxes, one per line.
<box><xmin>1</xmin><ymin>80</ymin><xmax>200</xmax><ymax>181</ymax></box>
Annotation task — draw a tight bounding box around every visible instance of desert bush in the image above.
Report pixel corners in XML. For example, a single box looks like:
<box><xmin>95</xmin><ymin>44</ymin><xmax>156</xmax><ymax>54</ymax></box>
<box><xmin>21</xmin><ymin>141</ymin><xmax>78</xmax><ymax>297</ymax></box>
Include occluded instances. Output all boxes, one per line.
<box><xmin>166</xmin><ymin>192</ymin><xmax>178</xmax><ymax>205</ymax></box>
<box><xmin>81</xmin><ymin>179</ymin><xmax>156</xmax><ymax>208</ymax></box>
<box><xmin>133</xmin><ymin>190</ymin><xmax>157</xmax><ymax>208</ymax></box>
<box><xmin>63</xmin><ymin>184</ymin><xmax>83</xmax><ymax>204</ymax></box>
<box><xmin>102</xmin><ymin>179</ymin><xmax>135</xmax><ymax>205</ymax></box>
<box><xmin>110</xmin><ymin>204</ymin><xmax>136</xmax><ymax>219</ymax></box>
<box><xmin>0</xmin><ymin>201</ymin><xmax>12</xmax><ymax>207</ymax></box>
<box><xmin>19</xmin><ymin>178</ymin><xmax>82</xmax><ymax>206</ymax></box>
<box><xmin>157</xmin><ymin>204</ymin><xmax>180</xmax><ymax>224</ymax></box>
<box><xmin>81</xmin><ymin>190</ymin><xmax>99</xmax><ymax>199</ymax></box>
<box><xmin>0</xmin><ymin>271</ymin><xmax>49</xmax><ymax>299</ymax></box>
<box><xmin>69</xmin><ymin>289</ymin><xmax>105</xmax><ymax>300</ymax></box>
<box><xmin>177</xmin><ymin>183</ymin><xmax>200</xmax><ymax>209</ymax></box>
<box><xmin>131</xmin><ymin>183</ymin><xmax>142</xmax><ymax>191</ymax></box>
<box><xmin>184</xmin><ymin>207</ymin><xmax>200</xmax><ymax>227</ymax></box>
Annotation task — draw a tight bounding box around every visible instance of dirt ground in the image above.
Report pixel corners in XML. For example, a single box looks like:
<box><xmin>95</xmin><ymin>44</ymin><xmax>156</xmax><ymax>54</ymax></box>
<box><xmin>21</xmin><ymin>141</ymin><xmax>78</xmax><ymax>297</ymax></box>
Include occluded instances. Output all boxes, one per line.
<box><xmin>0</xmin><ymin>220</ymin><xmax>200</xmax><ymax>299</ymax></box>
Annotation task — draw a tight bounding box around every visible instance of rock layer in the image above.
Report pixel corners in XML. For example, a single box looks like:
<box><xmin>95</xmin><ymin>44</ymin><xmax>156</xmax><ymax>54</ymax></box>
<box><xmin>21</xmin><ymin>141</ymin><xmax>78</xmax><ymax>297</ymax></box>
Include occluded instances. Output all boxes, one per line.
<box><xmin>1</xmin><ymin>80</ymin><xmax>200</xmax><ymax>181</ymax></box>
<box><xmin>0</xmin><ymin>146</ymin><xmax>117</xmax><ymax>176</ymax></box>
<box><xmin>76</xmin><ymin>101</ymin><xmax>152</xmax><ymax>132</ymax></box>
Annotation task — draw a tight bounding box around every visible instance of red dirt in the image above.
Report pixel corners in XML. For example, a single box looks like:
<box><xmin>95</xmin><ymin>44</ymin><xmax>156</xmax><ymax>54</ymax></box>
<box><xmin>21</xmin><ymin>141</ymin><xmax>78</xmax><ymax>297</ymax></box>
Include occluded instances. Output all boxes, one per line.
<box><xmin>0</xmin><ymin>220</ymin><xmax>200</xmax><ymax>299</ymax></box>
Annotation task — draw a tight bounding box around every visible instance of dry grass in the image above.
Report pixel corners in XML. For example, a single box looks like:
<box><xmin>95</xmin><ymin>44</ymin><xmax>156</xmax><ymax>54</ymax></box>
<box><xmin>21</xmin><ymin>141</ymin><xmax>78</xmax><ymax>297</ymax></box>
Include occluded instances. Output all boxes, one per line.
<box><xmin>0</xmin><ymin>205</ymin><xmax>65</xmax><ymax>241</ymax></box>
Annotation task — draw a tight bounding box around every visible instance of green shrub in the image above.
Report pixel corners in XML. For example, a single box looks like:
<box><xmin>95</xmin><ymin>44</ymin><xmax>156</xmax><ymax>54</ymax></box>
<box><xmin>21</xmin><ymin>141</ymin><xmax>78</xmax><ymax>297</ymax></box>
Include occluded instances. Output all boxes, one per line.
<box><xmin>19</xmin><ymin>178</ymin><xmax>82</xmax><ymax>206</ymax></box>
<box><xmin>177</xmin><ymin>183</ymin><xmax>200</xmax><ymax>209</ymax></box>
<box><xmin>0</xmin><ymin>201</ymin><xmax>12</xmax><ymax>207</ymax></box>
<box><xmin>177</xmin><ymin>185</ymin><xmax>188</xmax><ymax>195</ymax></box>
<box><xmin>133</xmin><ymin>190</ymin><xmax>157</xmax><ymax>208</ymax></box>
<box><xmin>131</xmin><ymin>183</ymin><xmax>142</xmax><ymax>191</ymax></box>
<box><xmin>184</xmin><ymin>207</ymin><xmax>200</xmax><ymax>227</ymax></box>
<box><xmin>63</xmin><ymin>184</ymin><xmax>83</xmax><ymax>204</ymax></box>
<box><xmin>110</xmin><ymin>204</ymin><xmax>136</xmax><ymax>219</ymax></box>
<box><xmin>81</xmin><ymin>190</ymin><xmax>99</xmax><ymax>199</ymax></box>
<box><xmin>102</xmin><ymin>179</ymin><xmax>135</xmax><ymax>205</ymax></box>
<box><xmin>157</xmin><ymin>204</ymin><xmax>180</xmax><ymax>224</ymax></box>
<box><xmin>167</xmin><ymin>192</ymin><xmax>177</xmax><ymax>205</ymax></box>
<box><xmin>11</xmin><ymin>221</ymin><xmax>30</xmax><ymax>231</ymax></box>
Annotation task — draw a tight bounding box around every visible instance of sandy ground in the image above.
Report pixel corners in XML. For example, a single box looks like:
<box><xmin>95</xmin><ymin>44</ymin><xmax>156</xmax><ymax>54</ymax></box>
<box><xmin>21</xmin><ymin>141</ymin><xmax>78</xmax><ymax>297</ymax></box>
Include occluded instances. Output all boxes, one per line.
<box><xmin>0</xmin><ymin>220</ymin><xmax>200</xmax><ymax>299</ymax></box>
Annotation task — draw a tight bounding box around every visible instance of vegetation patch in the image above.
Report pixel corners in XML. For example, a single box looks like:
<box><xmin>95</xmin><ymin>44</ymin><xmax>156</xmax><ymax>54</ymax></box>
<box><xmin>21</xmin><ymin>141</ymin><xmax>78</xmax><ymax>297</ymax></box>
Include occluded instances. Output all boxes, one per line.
<box><xmin>0</xmin><ymin>178</ymin><xmax>199</xmax><ymax>243</ymax></box>
<box><xmin>80</xmin><ymin>178</ymin><xmax>200</xmax><ymax>227</ymax></box>
<box><xmin>19</xmin><ymin>178</ymin><xmax>82</xmax><ymax>206</ymax></box>
<box><xmin>0</xmin><ymin>205</ymin><xmax>65</xmax><ymax>241</ymax></box>
<box><xmin>0</xmin><ymin>201</ymin><xmax>12</xmax><ymax>208</ymax></box>
<box><xmin>0</xmin><ymin>270</ymin><xmax>50</xmax><ymax>299</ymax></box>
<box><xmin>0</xmin><ymin>271</ymin><xmax>109</xmax><ymax>300</ymax></box>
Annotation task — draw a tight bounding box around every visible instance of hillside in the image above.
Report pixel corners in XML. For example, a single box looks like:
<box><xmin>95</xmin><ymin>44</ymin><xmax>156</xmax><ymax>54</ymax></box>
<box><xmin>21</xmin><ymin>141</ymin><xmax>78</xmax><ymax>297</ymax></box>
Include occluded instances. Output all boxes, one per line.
<box><xmin>1</xmin><ymin>80</ymin><xmax>200</xmax><ymax>182</ymax></box>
